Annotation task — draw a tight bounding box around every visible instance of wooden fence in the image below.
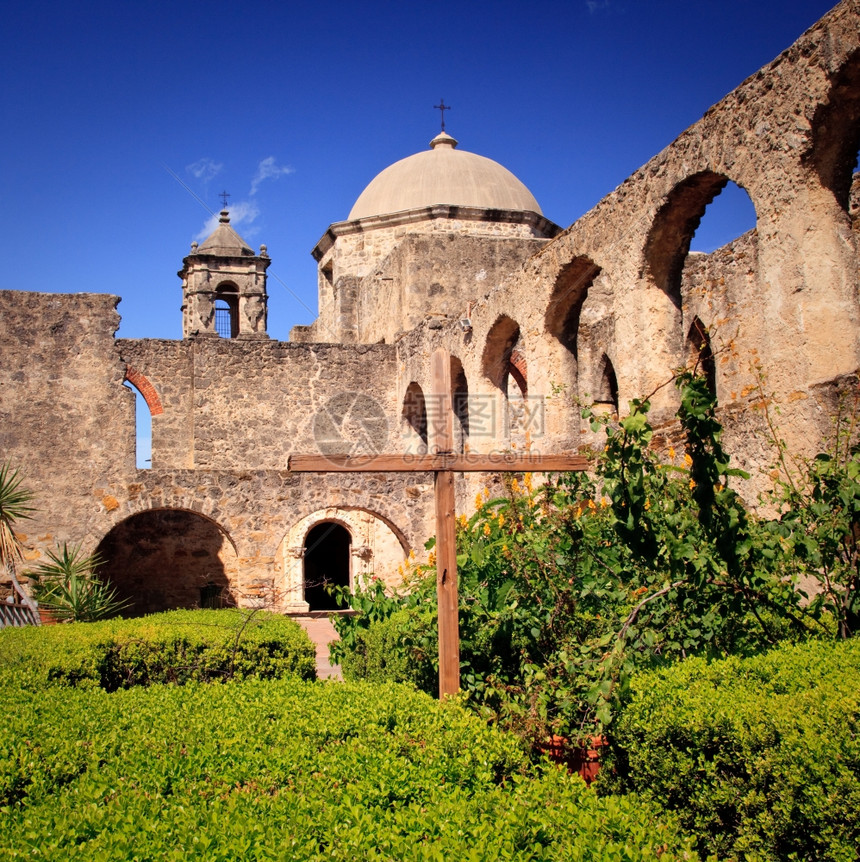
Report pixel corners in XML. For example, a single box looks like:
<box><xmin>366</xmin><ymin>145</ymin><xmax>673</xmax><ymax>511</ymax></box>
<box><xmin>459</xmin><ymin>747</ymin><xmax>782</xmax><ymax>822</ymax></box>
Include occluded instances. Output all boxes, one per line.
<box><xmin>0</xmin><ymin>601</ymin><xmax>39</xmax><ymax>628</ymax></box>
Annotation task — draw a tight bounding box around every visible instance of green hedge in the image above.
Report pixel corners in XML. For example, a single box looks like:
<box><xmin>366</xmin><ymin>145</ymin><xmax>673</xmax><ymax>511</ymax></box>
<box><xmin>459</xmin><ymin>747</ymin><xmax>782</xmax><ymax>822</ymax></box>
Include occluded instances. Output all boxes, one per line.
<box><xmin>0</xmin><ymin>676</ymin><xmax>700</xmax><ymax>861</ymax></box>
<box><xmin>599</xmin><ymin>638</ymin><xmax>860</xmax><ymax>861</ymax></box>
<box><xmin>0</xmin><ymin>609</ymin><xmax>316</xmax><ymax>689</ymax></box>
<box><xmin>337</xmin><ymin>608</ymin><xmax>437</xmax><ymax>692</ymax></box>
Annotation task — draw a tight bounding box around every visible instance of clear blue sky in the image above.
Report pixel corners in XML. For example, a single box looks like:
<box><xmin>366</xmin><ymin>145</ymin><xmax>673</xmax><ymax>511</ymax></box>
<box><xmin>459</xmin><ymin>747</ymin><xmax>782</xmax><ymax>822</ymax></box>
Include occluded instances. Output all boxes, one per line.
<box><xmin>0</xmin><ymin>0</ymin><xmax>841</xmax><ymax>342</ymax></box>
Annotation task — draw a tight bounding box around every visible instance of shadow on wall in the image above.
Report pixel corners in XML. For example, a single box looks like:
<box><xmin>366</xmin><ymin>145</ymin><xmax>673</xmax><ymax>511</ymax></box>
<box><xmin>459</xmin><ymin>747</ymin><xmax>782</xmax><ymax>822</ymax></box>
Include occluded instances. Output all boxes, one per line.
<box><xmin>96</xmin><ymin>509</ymin><xmax>236</xmax><ymax>616</ymax></box>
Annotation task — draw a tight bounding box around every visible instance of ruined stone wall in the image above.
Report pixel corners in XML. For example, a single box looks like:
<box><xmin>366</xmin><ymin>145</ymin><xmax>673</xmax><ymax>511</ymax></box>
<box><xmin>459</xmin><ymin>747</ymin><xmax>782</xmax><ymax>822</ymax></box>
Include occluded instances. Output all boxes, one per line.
<box><xmin>0</xmin><ymin>291</ymin><xmax>137</xmax><ymax>570</ymax></box>
<box><xmin>118</xmin><ymin>339</ymin><xmax>402</xmax><ymax>470</ymax></box>
<box><xmin>392</xmin><ymin>0</ymin><xmax>860</xmax><ymax>508</ymax></box>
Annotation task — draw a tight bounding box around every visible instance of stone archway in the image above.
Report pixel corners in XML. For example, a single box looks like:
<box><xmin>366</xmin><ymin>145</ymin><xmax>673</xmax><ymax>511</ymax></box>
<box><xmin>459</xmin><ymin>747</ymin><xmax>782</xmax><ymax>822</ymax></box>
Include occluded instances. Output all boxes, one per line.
<box><xmin>276</xmin><ymin>507</ymin><xmax>408</xmax><ymax>614</ymax></box>
<box><xmin>95</xmin><ymin>508</ymin><xmax>238</xmax><ymax>616</ymax></box>
<box><xmin>303</xmin><ymin>522</ymin><xmax>351</xmax><ymax>611</ymax></box>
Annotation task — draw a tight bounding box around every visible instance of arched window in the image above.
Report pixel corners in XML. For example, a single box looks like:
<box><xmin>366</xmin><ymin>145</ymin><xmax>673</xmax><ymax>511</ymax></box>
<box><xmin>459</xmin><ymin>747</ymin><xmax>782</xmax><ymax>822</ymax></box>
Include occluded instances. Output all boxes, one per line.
<box><xmin>303</xmin><ymin>522</ymin><xmax>351</xmax><ymax>611</ymax></box>
<box><xmin>214</xmin><ymin>283</ymin><xmax>239</xmax><ymax>338</ymax></box>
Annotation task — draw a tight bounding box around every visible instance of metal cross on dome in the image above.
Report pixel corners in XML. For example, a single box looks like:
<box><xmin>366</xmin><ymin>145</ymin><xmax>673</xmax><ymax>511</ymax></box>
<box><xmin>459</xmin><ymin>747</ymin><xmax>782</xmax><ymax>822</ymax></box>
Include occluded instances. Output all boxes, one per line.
<box><xmin>434</xmin><ymin>99</ymin><xmax>451</xmax><ymax>132</ymax></box>
<box><xmin>219</xmin><ymin>190</ymin><xmax>231</xmax><ymax>209</ymax></box>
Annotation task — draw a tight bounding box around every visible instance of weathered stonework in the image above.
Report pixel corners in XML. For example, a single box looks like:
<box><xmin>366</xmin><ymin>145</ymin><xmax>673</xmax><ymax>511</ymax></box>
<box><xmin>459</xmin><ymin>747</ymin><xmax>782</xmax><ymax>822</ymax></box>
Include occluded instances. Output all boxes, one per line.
<box><xmin>1</xmin><ymin>1</ymin><xmax>858</xmax><ymax>610</ymax></box>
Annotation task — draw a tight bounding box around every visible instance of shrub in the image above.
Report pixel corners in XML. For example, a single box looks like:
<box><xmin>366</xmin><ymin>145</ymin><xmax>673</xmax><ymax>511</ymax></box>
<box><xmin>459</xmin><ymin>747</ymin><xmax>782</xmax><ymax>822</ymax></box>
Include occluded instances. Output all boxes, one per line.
<box><xmin>599</xmin><ymin>638</ymin><xmax>860</xmax><ymax>861</ymax></box>
<box><xmin>0</xmin><ymin>676</ymin><xmax>701</xmax><ymax>860</ymax></box>
<box><xmin>0</xmin><ymin>608</ymin><xmax>316</xmax><ymax>689</ymax></box>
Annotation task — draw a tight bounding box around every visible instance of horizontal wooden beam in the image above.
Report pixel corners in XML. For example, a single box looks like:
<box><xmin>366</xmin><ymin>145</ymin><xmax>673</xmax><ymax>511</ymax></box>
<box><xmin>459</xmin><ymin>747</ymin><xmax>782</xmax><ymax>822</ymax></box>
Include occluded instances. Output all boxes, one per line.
<box><xmin>287</xmin><ymin>453</ymin><xmax>590</xmax><ymax>473</ymax></box>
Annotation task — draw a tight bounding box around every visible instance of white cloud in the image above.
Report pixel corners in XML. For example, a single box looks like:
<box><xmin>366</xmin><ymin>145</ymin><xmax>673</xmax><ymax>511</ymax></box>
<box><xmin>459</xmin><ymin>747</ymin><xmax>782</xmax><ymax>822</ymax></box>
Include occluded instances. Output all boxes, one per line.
<box><xmin>194</xmin><ymin>200</ymin><xmax>261</xmax><ymax>242</ymax></box>
<box><xmin>586</xmin><ymin>0</ymin><xmax>610</xmax><ymax>11</ymax></box>
<box><xmin>250</xmin><ymin>156</ymin><xmax>294</xmax><ymax>195</ymax></box>
<box><xmin>186</xmin><ymin>158</ymin><xmax>223</xmax><ymax>182</ymax></box>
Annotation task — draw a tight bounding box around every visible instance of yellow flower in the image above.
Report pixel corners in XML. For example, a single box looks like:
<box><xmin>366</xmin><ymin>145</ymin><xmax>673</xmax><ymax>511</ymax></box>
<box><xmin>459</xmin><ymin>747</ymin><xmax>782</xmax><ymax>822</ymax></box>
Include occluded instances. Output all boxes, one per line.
<box><xmin>600</xmin><ymin>497</ymin><xmax>609</xmax><ymax>508</ymax></box>
<box><xmin>511</xmin><ymin>478</ymin><xmax>521</xmax><ymax>495</ymax></box>
<box><xmin>483</xmin><ymin>487</ymin><xmax>490</xmax><ymax>500</ymax></box>
<box><xmin>575</xmin><ymin>506</ymin><xmax>582</xmax><ymax>518</ymax></box>
<box><xmin>587</xmin><ymin>499</ymin><xmax>597</xmax><ymax>510</ymax></box>
<box><xmin>497</xmin><ymin>512</ymin><xmax>505</xmax><ymax>528</ymax></box>
<box><xmin>689</xmin><ymin>479</ymin><xmax>696</xmax><ymax>490</ymax></box>
<box><xmin>458</xmin><ymin>513</ymin><xmax>468</xmax><ymax>529</ymax></box>
<box><xmin>409</xmin><ymin>549</ymin><xmax>416</xmax><ymax>561</ymax></box>
<box><xmin>483</xmin><ymin>523</ymin><xmax>491</xmax><ymax>537</ymax></box>
<box><xmin>668</xmin><ymin>446</ymin><xmax>676</xmax><ymax>459</ymax></box>
<box><xmin>524</xmin><ymin>472</ymin><xmax>534</xmax><ymax>492</ymax></box>
<box><xmin>684</xmin><ymin>453</ymin><xmax>693</xmax><ymax>468</ymax></box>
<box><xmin>475</xmin><ymin>493</ymin><xmax>484</xmax><ymax>509</ymax></box>
<box><xmin>644</xmin><ymin>499</ymin><xmax>651</xmax><ymax>510</ymax></box>
<box><xmin>428</xmin><ymin>550</ymin><xmax>436</xmax><ymax>566</ymax></box>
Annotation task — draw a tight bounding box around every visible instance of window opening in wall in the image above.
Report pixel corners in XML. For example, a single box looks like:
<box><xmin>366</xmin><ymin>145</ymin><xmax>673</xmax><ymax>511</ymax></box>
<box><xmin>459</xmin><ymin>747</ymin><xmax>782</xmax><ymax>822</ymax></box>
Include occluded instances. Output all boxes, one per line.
<box><xmin>123</xmin><ymin>382</ymin><xmax>152</xmax><ymax>469</ymax></box>
<box><xmin>689</xmin><ymin>181</ymin><xmax>757</xmax><ymax>253</ymax></box>
<box><xmin>214</xmin><ymin>285</ymin><xmax>239</xmax><ymax>338</ymax></box>
<box><xmin>303</xmin><ymin>522</ymin><xmax>351</xmax><ymax>611</ymax></box>
<box><xmin>594</xmin><ymin>355</ymin><xmax>619</xmax><ymax>416</ymax></box>
<box><xmin>200</xmin><ymin>582</ymin><xmax>224</xmax><ymax>609</ymax></box>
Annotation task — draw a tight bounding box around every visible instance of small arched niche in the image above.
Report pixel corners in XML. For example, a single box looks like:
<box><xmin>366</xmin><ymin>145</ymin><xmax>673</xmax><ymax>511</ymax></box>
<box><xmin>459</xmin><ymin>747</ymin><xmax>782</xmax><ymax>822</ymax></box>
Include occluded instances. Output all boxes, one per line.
<box><xmin>593</xmin><ymin>354</ymin><xmax>619</xmax><ymax>417</ymax></box>
<box><xmin>482</xmin><ymin>315</ymin><xmax>528</xmax><ymax>446</ymax></box>
<box><xmin>686</xmin><ymin>317</ymin><xmax>717</xmax><ymax>398</ymax></box>
<box><xmin>401</xmin><ymin>382</ymin><xmax>428</xmax><ymax>454</ymax></box>
<box><xmin>450</xmin><ymin>356</ymin><xmax>470</xmax><ymax>453</ymax></box>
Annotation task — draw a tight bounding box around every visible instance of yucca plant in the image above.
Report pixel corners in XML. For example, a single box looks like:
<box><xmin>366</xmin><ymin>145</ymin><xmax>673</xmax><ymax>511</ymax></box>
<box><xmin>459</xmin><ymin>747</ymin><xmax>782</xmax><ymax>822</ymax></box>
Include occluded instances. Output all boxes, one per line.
<box><xmin>29</xmin><ymin>543</ymin><xmax>129</xmax><ymax>622</ymax></box>
<box><xmin>0</xmin><ymin>462</ymin><xmax>37</xmax><ymax>614</ymax></box>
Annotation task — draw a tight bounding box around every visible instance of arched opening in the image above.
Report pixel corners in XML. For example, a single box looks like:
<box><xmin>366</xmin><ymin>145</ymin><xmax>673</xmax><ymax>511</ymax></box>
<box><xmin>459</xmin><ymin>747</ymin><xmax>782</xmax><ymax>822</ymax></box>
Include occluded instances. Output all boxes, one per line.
<box><xmin>594</xmin><ymin>354</ymin><xmax>619</xmax><ymax>416</ymax></box>
<box><xmin>95</xmin><ymin>509</ymin><xmax>237</xmax><ymax>616</ymax></box>
<box><xmin>303</xmin><ymin>522</ymin><xmax>351</xmax><ymax>611</ymax></box>
<box><xmin>401</xmin><ymin>382</ymin><xmax>428</xmax><ymax>454</ymax></box>
<box><xmin>123</xmin><ymin>366</ymin><xmax>164</xmax><ymax>470</ymax></box>
<box><xmin>450</xmin><ymin>356</ymin><xmax>470</xmax><ymax>453</ymax></box>
<box><xmin>688</xmin><ymin>181</ymin><xmax>758</xmax><ymax>253</ymax></box>
<box><xmin>214</xmin><ymin>283</ymin><xmax>239</xmax><ymax>338</ymax></box>
<box><xmin>645</xmin><ymin>171</ymin><xmax>757</xmax><ymax>305</ymax></box>
<box><xmin>123</xmin><ymin>383</ymin><xmax>151</xmax><ymax>469</ymax></box>
<box><xmin>545</xmin><ymin>257</ymin><xmax>601</xmax><ymax>361</ymax></box>
<box><xmin>687</xmin><ymin>318</ymin><xmax>716</xmax><ymax>397</ymax></box>
<box><xmin>809</xmin><ymin>48</ymin><xmax>860</xmax><ymax>213</ymax></box>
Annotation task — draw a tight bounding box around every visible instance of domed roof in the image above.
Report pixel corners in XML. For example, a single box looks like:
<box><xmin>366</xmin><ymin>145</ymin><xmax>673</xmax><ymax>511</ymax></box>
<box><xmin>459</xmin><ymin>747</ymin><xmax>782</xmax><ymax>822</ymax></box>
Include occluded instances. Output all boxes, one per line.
<box><xmin>347</xmin><ymin>132</ymin><xmax>543</xmax><ymax>221</ymax></box>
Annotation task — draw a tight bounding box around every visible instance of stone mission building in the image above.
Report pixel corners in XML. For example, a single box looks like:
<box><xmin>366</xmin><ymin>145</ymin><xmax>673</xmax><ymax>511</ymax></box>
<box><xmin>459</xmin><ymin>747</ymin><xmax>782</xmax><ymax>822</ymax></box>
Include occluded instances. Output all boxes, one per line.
<box><xmin>1</xmin><ymin>1</ymin><xmax>858</xmax><ymax>614</ymax></box>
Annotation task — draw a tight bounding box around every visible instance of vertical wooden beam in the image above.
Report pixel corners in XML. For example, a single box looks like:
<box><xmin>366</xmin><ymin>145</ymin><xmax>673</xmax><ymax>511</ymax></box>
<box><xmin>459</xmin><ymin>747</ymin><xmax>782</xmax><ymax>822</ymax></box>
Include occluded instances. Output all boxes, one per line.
<box><xmin>431</xmin><ymin>348</ymin><xmax>460</xmax><ymax>697</ymax></box>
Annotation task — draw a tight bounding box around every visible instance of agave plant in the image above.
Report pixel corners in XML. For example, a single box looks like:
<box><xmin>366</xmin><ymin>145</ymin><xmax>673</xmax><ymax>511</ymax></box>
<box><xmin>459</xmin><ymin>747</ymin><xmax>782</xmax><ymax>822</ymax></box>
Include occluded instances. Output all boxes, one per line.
<box><xmin>0</xmin><ymin>462</ymin><xmax>37</xmax><ymax>614</ymax></box>
<box><xmin>29</xmin><ymin>543</ymin><xmax>129</xmax><ymax>622</ymax></box>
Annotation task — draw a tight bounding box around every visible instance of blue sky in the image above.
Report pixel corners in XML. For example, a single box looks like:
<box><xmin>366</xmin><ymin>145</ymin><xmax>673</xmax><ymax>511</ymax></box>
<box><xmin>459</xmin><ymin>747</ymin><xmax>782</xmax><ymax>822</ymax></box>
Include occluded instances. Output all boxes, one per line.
<box><xmin>0</xmin><ymin>0</ymin><xmax>841</xmax><ymax>343</ymax></box>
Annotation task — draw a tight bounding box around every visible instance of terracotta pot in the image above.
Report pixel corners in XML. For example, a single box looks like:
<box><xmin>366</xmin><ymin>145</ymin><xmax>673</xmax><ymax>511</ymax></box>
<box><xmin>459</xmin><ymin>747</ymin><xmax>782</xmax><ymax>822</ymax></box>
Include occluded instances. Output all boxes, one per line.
<box><xmin>539</xmin><ymin>734</ymin><xmax>606</xmax><ymax>785</ymax></box>
<box><xmin>38</xmin><ymin>608</ymin><xmax>60</xmax><ymax>626</ymax></box>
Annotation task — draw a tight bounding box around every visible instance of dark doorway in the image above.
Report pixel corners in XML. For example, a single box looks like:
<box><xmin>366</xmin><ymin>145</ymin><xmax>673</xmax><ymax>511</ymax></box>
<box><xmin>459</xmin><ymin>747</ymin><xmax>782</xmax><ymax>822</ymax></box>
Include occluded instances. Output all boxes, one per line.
<box><xmin>303</xmin><ymin>522</ymin><xmax>351</xmax><ymax>611</ymax></box>
<box><xmin>96</xmin><ymin>509</ymin><xmax>234</xmax><ymax>616</ymax></box>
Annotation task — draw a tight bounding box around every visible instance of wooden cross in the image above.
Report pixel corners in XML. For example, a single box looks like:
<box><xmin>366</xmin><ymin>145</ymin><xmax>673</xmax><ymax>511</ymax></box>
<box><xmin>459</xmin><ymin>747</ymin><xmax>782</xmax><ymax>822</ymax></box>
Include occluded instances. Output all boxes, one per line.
<box><xmin>288</xmin><ymin>348</ymin><xmax>588</xmax><ymax>696</ymax></box>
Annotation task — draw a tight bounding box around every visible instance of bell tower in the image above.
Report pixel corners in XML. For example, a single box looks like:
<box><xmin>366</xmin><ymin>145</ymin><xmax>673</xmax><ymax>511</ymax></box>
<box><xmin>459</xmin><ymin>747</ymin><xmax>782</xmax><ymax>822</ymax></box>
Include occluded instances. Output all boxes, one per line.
<box><xmin>178</xmin><ymin>209</ymin><xmax>271</xmax><ymax>339</ymax></box>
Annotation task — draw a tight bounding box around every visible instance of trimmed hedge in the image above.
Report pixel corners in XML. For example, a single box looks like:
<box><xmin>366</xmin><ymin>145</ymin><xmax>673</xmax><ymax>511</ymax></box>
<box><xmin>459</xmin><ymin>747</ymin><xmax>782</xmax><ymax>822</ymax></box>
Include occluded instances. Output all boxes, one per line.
<box><xmin>0</xmin><ymin>677</ymin><xmax>700</xmax><ymax>860</ymax></box>
<box><xmin>599</xmin><ymin>638</ymin><xmax>860</xmax><ymax>861</ymax></box>
<box><xmin>0</xmin><ymin>609</ymin><xmax>316</xmax><ymax>689</ymax></box>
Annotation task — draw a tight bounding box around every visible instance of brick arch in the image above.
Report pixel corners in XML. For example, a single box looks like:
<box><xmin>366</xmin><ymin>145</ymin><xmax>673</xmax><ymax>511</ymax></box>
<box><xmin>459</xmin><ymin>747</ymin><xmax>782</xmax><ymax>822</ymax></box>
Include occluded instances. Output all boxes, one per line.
<box><xmin>643</xmin><ymin>170</ymin><xmax>758</xmax><ymax>305</ymax></box>
<box><xmin>808</xmin><ymin>46</ymin><xmax>860</xmax><ymax>212</ymax></box>
<box><xmin>124</xmin><ymin>365</ymin><xmax>163</xmax><ymax>416</ymax></box>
